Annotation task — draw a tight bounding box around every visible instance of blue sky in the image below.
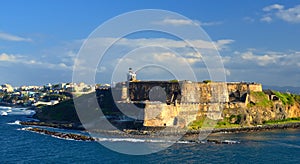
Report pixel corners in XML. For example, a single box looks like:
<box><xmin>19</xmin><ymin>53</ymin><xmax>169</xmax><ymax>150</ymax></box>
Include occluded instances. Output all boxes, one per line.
<box><xmin>1</xmin><ymin>0</ymin><xmax>300</xmax><ymax>87</ymax></box>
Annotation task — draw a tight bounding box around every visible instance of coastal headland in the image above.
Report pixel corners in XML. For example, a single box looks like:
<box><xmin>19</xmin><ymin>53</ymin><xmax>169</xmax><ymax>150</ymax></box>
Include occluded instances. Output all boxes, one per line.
<box><xmin>18</xmin><ymin>78</ymin><xmax>300</xmax><ymax>142</ymax></box>
<box><xmin>20</xmin><ymin>121</ymin><xmax>300</xmax><ymax>142</ymax></box>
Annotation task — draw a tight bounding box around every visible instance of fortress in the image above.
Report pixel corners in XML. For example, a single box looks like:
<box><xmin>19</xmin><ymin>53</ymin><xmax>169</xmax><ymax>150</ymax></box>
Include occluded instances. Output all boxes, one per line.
<box><xmin>97</xmin><ymin>68</ymin><xmax>263</xmax><ymax>128</ymax></box>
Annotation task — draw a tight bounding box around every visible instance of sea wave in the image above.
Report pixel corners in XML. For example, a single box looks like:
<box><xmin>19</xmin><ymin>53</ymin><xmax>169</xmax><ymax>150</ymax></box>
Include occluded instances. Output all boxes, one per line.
<box><xmin>0</xmin><ymin>107</ymin><xmax>35</xmax><ymax>116</ymax></box>
<box><xmin>17</xmin><ymin>127</ymin><xmax>32</xmax><ymax>131</ymax></box>
<box><xmin>0</xmin><ymin>106</ymin><xmax>12</xmax><ymax>110</ymax></box>
<box><xmin>94</xmin><ymin>137</ymin><xmax>195</xmax><ymax>144</ymax></box>
<box><xmin>7</xmin><ymin>120</ymin><xmax>21</xmax><ymax>125</ymax></box>
<box><xmin>19</xmin><ymin>127</ymin><xmax>191</xmax><ymax>143</ymax></box>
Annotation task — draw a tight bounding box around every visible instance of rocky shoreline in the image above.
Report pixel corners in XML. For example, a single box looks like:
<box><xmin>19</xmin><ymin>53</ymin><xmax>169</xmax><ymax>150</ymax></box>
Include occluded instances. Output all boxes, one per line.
<box><xmin>24</xmin><ymin>127</ymin><xmax>94</xmax><ymax>141</ymax></box>
<box><xmin>23</xmin><ymin>126</ymin><xmax>242</xmax><ymax>144</ymax></box>
<box><xmin>20</xmin><ymin>121</ymin><xmax>85</xmax><ymax>130</ymax></box>
<box><xmin>189</xmin><ymin>122</ymin><xmax>300</xmax><ymax>134</ymax></box>
<box><xmin>20</xmin><ymin>121</ymin><xmax>300</xmax><ymax>143</ymax></box>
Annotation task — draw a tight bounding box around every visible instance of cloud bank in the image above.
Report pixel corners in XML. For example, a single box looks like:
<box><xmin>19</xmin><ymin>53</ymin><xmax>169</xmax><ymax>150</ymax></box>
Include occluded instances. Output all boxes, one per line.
<box><xmin>261</xmin><ymin>4</ymin><xmax>300</xmax><ymax>23</ymax></box>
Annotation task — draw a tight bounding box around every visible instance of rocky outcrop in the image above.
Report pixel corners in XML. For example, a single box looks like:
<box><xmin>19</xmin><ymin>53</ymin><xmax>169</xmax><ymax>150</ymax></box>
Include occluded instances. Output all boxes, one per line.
<box><xmin>25</xmin><ymin>127</ymin><xmax>94</xmax><ymax>141</ymax></box>
<box><xmin>20</xmin><ymin>121</ymin><xmax>84</xmax><ymax>130</ymax></box>
<box><xmin>143</xmin><ymin>95</ymin><xmax>300</xmax><ymax>127</ymax></box>
<box><xmin>222</xmin><ymin>101</ymin><xmax>300</xmax><ymax>126</ymax></box>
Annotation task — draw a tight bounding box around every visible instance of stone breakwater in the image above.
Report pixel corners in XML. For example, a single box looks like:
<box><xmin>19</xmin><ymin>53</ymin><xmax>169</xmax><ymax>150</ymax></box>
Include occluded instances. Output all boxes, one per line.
<box><xmin>20</xmin><ymin>121</ymin><xmax>84</xmax><ymax>130</ymax></box>
<box><xmin>20</xmin><ymin>121</ymin><xmax>300</xmax><ymax>142</ymax></box>
<box><xmin>22</xmin><ymin>127</ymin><xmax>241</xmax><ymax>144</ymax></box>
<box><xmin>25</xmin><ymin>127</ymin><xmax>95</xmax><ymax>141</ymax></box>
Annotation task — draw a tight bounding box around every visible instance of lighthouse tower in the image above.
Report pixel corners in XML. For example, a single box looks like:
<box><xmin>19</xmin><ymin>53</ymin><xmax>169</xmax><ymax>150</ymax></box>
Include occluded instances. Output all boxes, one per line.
<box><xmin>127</xmin><ymin>68</ymin><xmax>136</xmax><ymax>82</ymax></box>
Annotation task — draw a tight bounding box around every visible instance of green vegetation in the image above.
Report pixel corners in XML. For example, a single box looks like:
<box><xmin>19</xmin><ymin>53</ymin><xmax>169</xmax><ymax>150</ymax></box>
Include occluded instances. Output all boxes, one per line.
<box><xmin>34</xmin><ymin>99</ymin><xmax>80</xmax><ymax>123</ymax></box>
<box><xmin>216</xmin><ymin>121</ymin><xmax>241</xmax><ymax>128</ymax></box>
<box><xmin>248</xmin><ymin>91</ymin><xmax>273</xmax><ymax>107</ymax></box>
<box><xmin>248</xmin><ymin>90</ymin><xmax>300</xmax><ymax>108</ymax></box>
<box><xmin>273</xmin><ymin>91</ymin><xmax>295</xmax><ymax>105</ymax></box>
<box><xmin>169</xmin><ymin>79</ymin><xmax>179</xmax><ymax>83</ymax></box>
<box><xmin>229</xmin><ymin>114</ymin><xmax>242</xmax><ymax>124</ymax></box>
<box><xmin>294</xmin><ymin>94</ymin><xmax>300</xmax><ymax>103</ymax></box>
<box><xmin>203</xmin><ymin>80</ymin><xmax>212</xmax><ymax>84</ymax></box>
<box><xmin>215</xmin><ymin>114</ymin><xmax>242</xmax><ymax>128</ymax></box>
<box><xmin>263</xmin><ymin>117</ymin><xmax>300</xmax><ymax>125</ymax></box>
<box><xmin>34</xmin><ymin>92</ymin><xmax>122</xmax><ymax>123</ymax></box>
<box><xmin>188</xmin><ymin>116</ymin><xmax>217</xmax><ymax>130</ymax></box>
<box><xmin>43</xmin><ymin>94</ymin><xmax>67</xmax><ymax>101</ymax></box>
<box><xmin>188</xmin><ymin>115</ymin><xmax>241</xmax><ymax>130</ymax></box>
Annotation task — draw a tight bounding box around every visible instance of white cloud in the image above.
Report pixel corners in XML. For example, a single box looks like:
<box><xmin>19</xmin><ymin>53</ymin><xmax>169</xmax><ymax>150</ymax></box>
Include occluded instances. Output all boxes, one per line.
<box><xmin>276</xmin><ymin>5</ymin><xmax>300</xmax><ymax>23</ymax></box>
<box><xmin>154</xmin><ymin>18</ymin><xmax>198</xmax><ymax>26</ymax></box>
<box><xmin>214</xmin><ymin>39</ymin><xmax>235</xmax><ymax>50</ymax></box>
<box><xmin>0</xmin><ymin>53</ymin><xmax>17</xmax><ymax>62</ymax></box>
<box><xmin>241</xmin><ymin>51</ymin><xmax>277</xmax><ymax>66</ymax></box>
<box><xmin>0</xmin><ymin>32</ymin><xmax>32</xmax><ymax>42</ymax></box>
<box><xmin>231</xmin><ymin>50</ymin><xmax>300</xmax><ymax>68</ymax></box>
<box><xmin>82</xmin><ymin>37</ymin><xmax>234</xmax><ymax>53</ymax></box>
<box><xmin>151</xmin><ymin>52</ymin><xmax>201</xmax><ymax>65</ymax></box>
<box><xmin>111</xmin><ymin>51</ymin><xmax>200</xmax><ymax>82</ymax></box>
<box><xmin>225</xmin><ymin>69</ymin><xmax>231</xmax><ymax>76</ymax></box>
<box><xmin>154</xmin><ymin>18</ymin><xmax>222</xmax><ymax>27</ymax></box>
<box><xmin>263</xmin><ymin>4</ymin><xmax>284</xmax><ymax>12</ymax></box>
<box><xmin>0</xmin><ymin>52</ymin><xmax>71</xmax><ymax>70</ymax></box>
<box><xmin>118</xmin><ymin>37</ymin><xmax>233</xmax><ymax>50</ymax></box>
<box><xmin>261</xmin><ymin>4</ymin><xmax>300</xmax><ymax>23</ymax></box>
<box><xmin>260</xmin><ymin>16</ymin><xmax>273</xmax><ymax>23</ymax></box>
<box><xmin>222</xmin><ymin>50</ymin><xmax>300</xmax><ymax>86</ymax></box>
<box><xmin>243</xmin><ymin>17</ymin><xmax>255</xmax><ymax>23</ymax></box>
<box><xmin>71</xmin><ymin>36</ymin><xmax>233</xmax><ymax>83</ymax></box>
<box><xmin>197</xmin><ymin>21</ymin><xmax>223</xmax><ymax>26</ymax></box>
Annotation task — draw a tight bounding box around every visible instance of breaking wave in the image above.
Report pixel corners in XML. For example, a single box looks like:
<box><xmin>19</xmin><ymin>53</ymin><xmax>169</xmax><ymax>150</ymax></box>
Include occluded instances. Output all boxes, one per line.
<box><xmin>93</xmin><ymin>137</ymin><xmax>200</xmax><ymax>144</ymax></box>
<box><xmin>0</xmin><ymin>106</ymin><xmax>35</xmax><ymax>116</ymax></box>
<box><xmin>7</xmin><ymin>120</ymin><xmax>21</xmax><ymax>125</ymax></box>
<box><xmin>18</xmin><ymin>127</ymin><xmax>194</xmax><ymax>143</ymax></box>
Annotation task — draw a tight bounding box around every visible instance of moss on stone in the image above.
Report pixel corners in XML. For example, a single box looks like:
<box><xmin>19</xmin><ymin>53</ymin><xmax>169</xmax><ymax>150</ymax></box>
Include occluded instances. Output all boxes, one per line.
<box><xmin>249</xmin><ymin>91</ymin><xmax>273</xmax><ymax>107</ymax></box>
<box><xmin>273</xmin><ymin>91</ymin><xmax>295</xmax><ymax>106</ymax></box>
<box><xmin>263</xmin><ymin>117</ymin><xmax>300</xmax><ymax>125</ymax></box>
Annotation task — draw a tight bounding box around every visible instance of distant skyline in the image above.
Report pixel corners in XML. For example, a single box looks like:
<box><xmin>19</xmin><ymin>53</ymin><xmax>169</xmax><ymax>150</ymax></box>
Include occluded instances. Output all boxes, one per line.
<box><xmin>1</xmin><ymin>0</ymin><xmax>300</xmax><ymax>87</ymax></box>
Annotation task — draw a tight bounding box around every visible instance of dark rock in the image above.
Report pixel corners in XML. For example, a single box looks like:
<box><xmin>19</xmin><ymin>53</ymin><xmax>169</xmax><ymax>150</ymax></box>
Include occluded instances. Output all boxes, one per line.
<box><xmin>26</xmin><ymin>127</ymin><xmax>94</xmax><ymax>141</ymax></box>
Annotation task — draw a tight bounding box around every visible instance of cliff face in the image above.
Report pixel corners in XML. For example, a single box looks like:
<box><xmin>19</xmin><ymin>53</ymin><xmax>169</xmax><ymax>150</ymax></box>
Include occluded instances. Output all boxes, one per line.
<box><xmin>222</xmin><ymin>102</ymin><xmax>300</xmax><ymax>126</ymax></box>
<box><xmin>139</xmin><ymin>82</ymin><xmax>300</xmax><ymax>127</ymax></box>
<box><xmin>214</xmin><ymin>90</ymin><xmax>300</xmax><ymax>126</ymax></box>
<box><xmin>287</xmin><ymin>103</ymin><xmax>300</xmax><ymax>118</ymax></box>
<box><xmin>143</xmin><ymin>99</ymin><xmax>300</xmax><ymax>128</ymax></box>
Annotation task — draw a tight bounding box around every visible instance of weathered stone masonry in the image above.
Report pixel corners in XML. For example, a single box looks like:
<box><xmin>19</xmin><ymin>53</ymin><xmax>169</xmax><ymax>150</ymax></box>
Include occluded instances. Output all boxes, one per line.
<box><xmin>108</xmin><ymin>81</ymin><xmax>263</xmax><ymax>127</ymax></box>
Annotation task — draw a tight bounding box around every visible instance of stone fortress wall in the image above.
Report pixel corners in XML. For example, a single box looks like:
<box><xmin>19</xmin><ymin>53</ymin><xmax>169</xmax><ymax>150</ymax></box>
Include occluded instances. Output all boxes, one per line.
<box><xmin>126</xmin><ymin>81</ymin><xmax>261</xmax><ymax>102</ymax></box>
<box><xmin>110</xmin><ymin>81</ymin><xmax>263</xmax><ymax>127</ymax></box>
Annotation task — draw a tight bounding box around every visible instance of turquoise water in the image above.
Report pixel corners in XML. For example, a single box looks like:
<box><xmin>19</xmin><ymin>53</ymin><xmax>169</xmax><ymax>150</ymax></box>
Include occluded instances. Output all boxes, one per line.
<box><xmin>0</xmin><ymin>107</ymin><xmax>299</xmax><ymax>163</ymax></box>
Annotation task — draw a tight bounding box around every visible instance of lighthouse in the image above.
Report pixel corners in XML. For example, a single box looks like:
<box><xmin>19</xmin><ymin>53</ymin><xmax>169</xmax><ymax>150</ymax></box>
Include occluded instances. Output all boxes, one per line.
<box><xmin>127</xmin><ymin>68</ymin><xmax>137</xmax><ymax>82</ymax></box>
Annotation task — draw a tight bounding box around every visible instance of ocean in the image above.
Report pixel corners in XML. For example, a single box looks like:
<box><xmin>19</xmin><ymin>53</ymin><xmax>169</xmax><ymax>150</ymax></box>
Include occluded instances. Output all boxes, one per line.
<box><xmin>0</xmin><ymin>106</ymin><xmax>299</xmax><ymax>163</ymax></box>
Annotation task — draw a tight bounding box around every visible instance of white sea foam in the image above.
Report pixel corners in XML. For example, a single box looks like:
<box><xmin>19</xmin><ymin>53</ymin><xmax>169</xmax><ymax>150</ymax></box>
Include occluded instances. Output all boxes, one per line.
<box><xmin>50</xmin><ymin>135</ymin><xmax>77</xmax><ymax>141</ymax></box>
<box><xmin>0</xmin><ymin>107</ymin><xmax>35</xmax><ymax>116</ymax></box>
<box><xmin>1</xmin><ymin>111</ymin><xmax>8</xmax><ymax>116</ymax></box>
<box><xmin>176</xmin><ymin>141</ymin><xmax>192</xmax><ymax>144</ymax></box>
<box><xmin>17</xmin><ymin>127</ymin><xmax>33</xmax><ymax>131</ymax></box>
<box><xmin>7</xmin><ymin>120</ymin><xmax>21</xmax><ymax>125</ymax></box>
<box><xmin>18</xmin><ymin>127</ymin><xmax>195</xmax><ymax>143</ymax></box>
<box><xmin>94</xmin><ymin>137</ymin><xmax>191</xmax><ymax>143</ymax></box>
<box><xmin>223</xmin><ymin>140</ymin><xmax>240</xmax><ymax>144</ymax></box>
<box><xmin>19</xmin><ymin>127</ymin><xmax>87</xmax><ymax>142</ymax></box>
<box><xmin>0</xmin><ymin>106</ymin><xmax>12</xmax><ymax>110</ymax></box>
